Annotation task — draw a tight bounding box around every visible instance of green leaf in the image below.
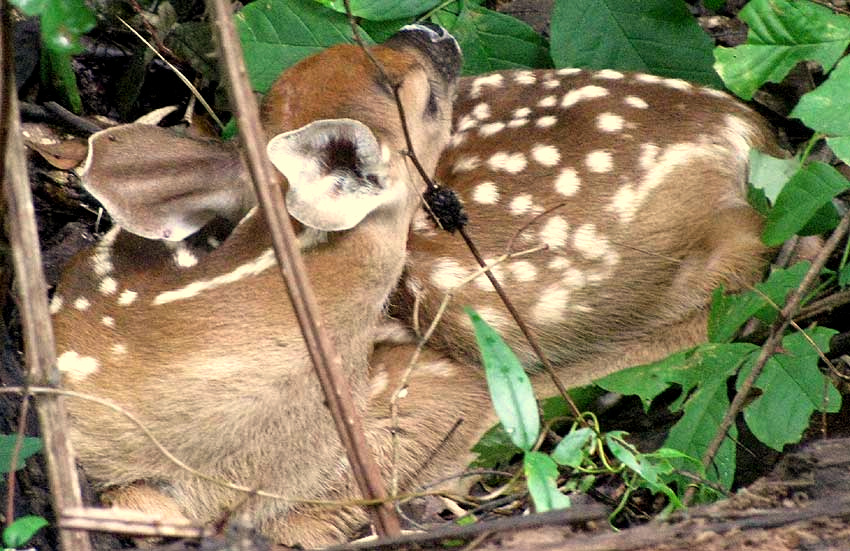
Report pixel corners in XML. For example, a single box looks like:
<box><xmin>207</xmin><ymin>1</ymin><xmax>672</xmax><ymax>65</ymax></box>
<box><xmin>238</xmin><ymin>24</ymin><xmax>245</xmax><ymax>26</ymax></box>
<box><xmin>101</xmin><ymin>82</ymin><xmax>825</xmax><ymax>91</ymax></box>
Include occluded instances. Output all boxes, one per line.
<box><xmin>605</xmin><ymin>432</ymin><xmax>642</xmax><ymax>476</ymax></box>
<box><xmin>314</xmin><ymin>0</ymin><xmax>442</xmax><ymax>21</ymax></box>
<box><xmin>3</xmin><ymin>515</ymin><xmax>48</xmax><ymax>548</ymax></box>
<box><xmin>827</xmin><ymin>136</ymin><xmax>850</xmax><ymax>166</ymax></box>
<box><xmin>708</xmin><ymin>262</ymin><xmax>810</xmax><ymax>343</ymax></box>
<box><xmin>237</xmin><ymin>0</ymin><xmax>371</xmax><ymax>93</ymax></box>
<box><xmin>434</xmin><ymin>4</ymin><xmax>551</xmax><ymax>75</ymax></box>
<box><xmin>551</xmin><ymin>427</ymin><xmax>595</xmax><ymax>467</ymax></box>
<box><xmin>791</xmin><ymin>55</ymin><xmax>850</xmax><ymax>136</ymax></box>
<box><xmin>470</xmin><ymin>423</ymin><xmax>519</xmax><ymax>469</ymax></box>
<box><xmin>748</xmin><ymin>150</ymin><xmax>800</xmax><ymax>204</ymax></box>
<box><xmin>550</xmin><ymin>0</ymin><xmax>722</xmax><ymax>87</ymax></box>
<box><xmin>0</xmin><ymin>435</ymin><xmax>43</xmax><ymax>473</ymax></box>
<box><xmin>762</xmin><ymin>162</ymin><xmax>850</xmax><ymax>246</ymax></box>
<box><xmin>524</xmin><ymin>451</ymin><xmax>571</xmax><ymax>512</ymax></box>
<box><xmin>595</xmin><ymin>348</ymin><xmax>694</xmax><ymax>410</ymax></box>
<box><xmin>740</xmin><ymin>328</ymin><xmax>841</xmax><ymax>451</ymax></box>
<box><xmin>714</xmin><ymin>0</ymin><xmax>850</xmax><ymax>99</ymax></box>
<box><xmin>840</xmin><ymin>263</ymin><xmax>850</xmax><ymax>288</ymax></box>
<box><xmin>468</xmin><ymin>308</ymin><xmax>539</xmax><ymax>451</ymax></box>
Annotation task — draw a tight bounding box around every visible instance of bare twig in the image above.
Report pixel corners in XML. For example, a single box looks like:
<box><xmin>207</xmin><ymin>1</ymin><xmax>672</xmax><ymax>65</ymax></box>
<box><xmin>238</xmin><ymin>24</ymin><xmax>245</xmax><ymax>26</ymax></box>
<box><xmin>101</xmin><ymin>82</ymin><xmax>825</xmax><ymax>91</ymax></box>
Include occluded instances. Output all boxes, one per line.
<box><xmin>204</xmin><ymin>0</ymin><xmax>399</xmax><ymax>537</ymax></box>
<box><xmin>60</xmin><ymin>506</ymin><xmax>211</xmax><ymax>539</ymax></box>
<box><xmin>687</xmin><ymin>209</ymin><xmax>850</xmax><ymax>505</ymax></box>
<box><xmin>0</xmin><ymin>4</ymin><xmax>92</xmax><ymax>549</ymax></box>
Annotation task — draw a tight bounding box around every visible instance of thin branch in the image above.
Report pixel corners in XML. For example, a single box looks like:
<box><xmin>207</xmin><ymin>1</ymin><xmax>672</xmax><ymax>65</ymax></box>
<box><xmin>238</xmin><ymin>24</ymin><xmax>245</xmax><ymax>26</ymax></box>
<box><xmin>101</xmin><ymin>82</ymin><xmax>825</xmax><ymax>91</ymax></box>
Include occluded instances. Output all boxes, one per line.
<box><xmin>204</xmin><ymin>0</ymin><xmax>399</xmax><ymax>537</ymax></box>
<box><xmin>687</xmin><ymin>209</ymin><xmax>850</xmax><ymax>505</ymax></box>
<box><xmin>0</xmin><ymin>3</ymin><xmax>92</xmax><ymax>549</ymax></box>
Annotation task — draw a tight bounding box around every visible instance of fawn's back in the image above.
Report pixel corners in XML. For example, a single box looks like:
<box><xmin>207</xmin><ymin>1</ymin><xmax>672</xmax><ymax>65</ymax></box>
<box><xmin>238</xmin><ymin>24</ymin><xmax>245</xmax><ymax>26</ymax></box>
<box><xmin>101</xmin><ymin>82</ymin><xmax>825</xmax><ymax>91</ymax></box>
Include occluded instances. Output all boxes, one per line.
<box><xmin>395</xmin><ymin>68</ymin><xmax>779</xmax><ymax>382</ymax></box>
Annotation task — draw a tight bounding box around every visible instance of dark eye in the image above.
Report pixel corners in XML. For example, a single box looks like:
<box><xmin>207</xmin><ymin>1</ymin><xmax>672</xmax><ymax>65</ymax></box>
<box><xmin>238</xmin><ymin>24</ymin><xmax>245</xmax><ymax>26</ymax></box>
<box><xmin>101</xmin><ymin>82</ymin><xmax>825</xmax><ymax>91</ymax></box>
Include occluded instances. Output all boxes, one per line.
<box><xmin>426</xmin><ymin>88</ymin><xmax>439</xmax><ymax>116</ymax></box>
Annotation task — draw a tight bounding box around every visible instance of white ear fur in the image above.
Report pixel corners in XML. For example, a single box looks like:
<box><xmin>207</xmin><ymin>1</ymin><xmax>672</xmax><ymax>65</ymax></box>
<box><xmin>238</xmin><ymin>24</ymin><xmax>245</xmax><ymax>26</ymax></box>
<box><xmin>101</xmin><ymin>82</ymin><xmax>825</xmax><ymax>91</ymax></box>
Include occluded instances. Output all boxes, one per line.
<box><xmin>81</xmin><ymin>124</ymin><xmax>253</xmax><ymax>241</ymax></box>
<box><xmin>266</xmin><ymin>119</ymin><xmax>398</xmax><ymax>231</ymax></box>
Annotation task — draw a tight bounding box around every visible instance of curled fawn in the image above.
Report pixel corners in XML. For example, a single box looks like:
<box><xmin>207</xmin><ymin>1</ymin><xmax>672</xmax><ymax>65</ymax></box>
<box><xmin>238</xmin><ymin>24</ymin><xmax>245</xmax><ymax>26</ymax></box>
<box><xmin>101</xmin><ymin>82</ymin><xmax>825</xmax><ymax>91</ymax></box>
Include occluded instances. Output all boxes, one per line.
<box><xmin>52</xmin><ymin>25</ymin><xmax>489</xmax><ymax>547</ymax></box>
<box><xmin>394</xmin><ymin>68</ymin><xmax>781</xmax><ymax>388</ymax></box>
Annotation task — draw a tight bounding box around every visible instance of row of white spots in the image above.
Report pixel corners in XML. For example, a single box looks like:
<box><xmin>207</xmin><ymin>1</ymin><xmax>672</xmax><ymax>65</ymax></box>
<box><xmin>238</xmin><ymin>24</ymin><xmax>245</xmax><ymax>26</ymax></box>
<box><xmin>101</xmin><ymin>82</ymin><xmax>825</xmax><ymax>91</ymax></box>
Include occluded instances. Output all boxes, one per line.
<box><xmin>468</xmin><ymin>167</ymin><xmax>581</xmax><ymax>209</ymax></box>
<box><xmin>153</xmin><ymin>248</ymin><xmax>276</xmax><ymax>305</ymax></box>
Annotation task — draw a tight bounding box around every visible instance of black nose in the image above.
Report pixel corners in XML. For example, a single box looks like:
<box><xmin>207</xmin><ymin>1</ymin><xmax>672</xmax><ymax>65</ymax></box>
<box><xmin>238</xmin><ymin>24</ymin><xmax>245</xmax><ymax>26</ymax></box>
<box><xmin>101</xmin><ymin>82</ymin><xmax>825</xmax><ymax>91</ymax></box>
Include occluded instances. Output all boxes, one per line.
<box><xmin>387</xmin><ymin>24</ymin><xmax>462</xmax><ymax>82</ymax></box>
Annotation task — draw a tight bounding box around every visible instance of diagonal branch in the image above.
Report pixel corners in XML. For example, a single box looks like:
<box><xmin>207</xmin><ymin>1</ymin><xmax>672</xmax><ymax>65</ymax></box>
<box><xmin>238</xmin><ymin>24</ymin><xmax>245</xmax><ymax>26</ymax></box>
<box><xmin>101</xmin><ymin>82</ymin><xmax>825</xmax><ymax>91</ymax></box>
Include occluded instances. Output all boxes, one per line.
<box><xmin>204</xmin><ymin>0</ymin><xmax>399</xmax><ymax>537</ymax></box>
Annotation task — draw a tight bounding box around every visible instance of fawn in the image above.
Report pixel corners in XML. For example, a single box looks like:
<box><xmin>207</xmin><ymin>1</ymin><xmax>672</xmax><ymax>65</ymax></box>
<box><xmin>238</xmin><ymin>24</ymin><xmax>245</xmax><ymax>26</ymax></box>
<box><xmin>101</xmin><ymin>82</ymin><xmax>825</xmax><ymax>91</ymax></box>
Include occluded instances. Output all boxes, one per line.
<box><xmin>52</xmin><ymin>24</ymin><xmax>491</xmax><ymax>547</ymax></box>
<box><xmin>393</xmin><ymin>68</ymin><xmax>780</xmax><ymax>389</ymax></box>
<box><xmin>52</xmin><ymin>28</ymin><xmax>781</xmax><ymax>549</ymax></box>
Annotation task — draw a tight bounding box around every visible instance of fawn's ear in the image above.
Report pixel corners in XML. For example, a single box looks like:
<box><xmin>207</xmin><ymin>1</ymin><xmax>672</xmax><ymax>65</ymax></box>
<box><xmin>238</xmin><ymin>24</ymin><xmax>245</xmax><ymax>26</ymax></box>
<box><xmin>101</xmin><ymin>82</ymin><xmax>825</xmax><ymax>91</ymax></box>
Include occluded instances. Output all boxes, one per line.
<box><xmin>267</xmin><ymin>119</ymin><xmax>399</xmax><ymax>232</ymax></box>
<box><xmin>81</xmin><ymin>124</ymin><xmax>254</xmax><ymax>241</ymax></box>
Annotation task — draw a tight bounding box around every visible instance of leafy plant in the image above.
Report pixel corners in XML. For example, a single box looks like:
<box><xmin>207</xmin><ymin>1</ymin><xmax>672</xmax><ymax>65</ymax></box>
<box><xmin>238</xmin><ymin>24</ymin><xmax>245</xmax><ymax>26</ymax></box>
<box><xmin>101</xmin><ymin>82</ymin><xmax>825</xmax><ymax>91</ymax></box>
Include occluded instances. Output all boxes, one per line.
<box><xmin>0</xmin><ymin>436</ymin><xmax>46</xmax><ymax>548</ymax></box>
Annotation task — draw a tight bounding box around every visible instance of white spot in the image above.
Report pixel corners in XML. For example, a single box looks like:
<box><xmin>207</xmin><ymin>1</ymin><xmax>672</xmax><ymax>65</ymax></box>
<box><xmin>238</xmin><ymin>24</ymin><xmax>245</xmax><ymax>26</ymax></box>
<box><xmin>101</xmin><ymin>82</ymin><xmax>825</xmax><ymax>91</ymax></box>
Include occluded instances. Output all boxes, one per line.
<box><xmin>543</xmin><ymin>79</ymin><xmax>561</xmax><ymax>89</ymax></box>
<box><xmin>585</xmin><ymin>150</ymin><xmax>613</xmax><ymax>173</ymax></box>
<box><xmin>74</xmin><ymin>297</ymin><xmax>91</xmax><ymax>311</ymax></box>
<box><xmin>417</xmin><ymin>359</ymin><xmax>455</xmax><ymax>377</ymax></box>
<box><xmin>207</xmin><ymin>236</ymin><xmax>221</xmax><ymax>249</ymax></box>
<box><xmin>514</xmin><ymin>71</ymin><xmax>537</xmax><ymax>85</ymax></box>
<box><xmin>381</xmin><ymin>143</ymin><xmax>391</xmax><ymax>164</ymax></box>
<box><xmin>397</xmin><ymin>387</ymin><xmax>409</xmax><ymax>399</ymax></box>
<box><xmin>91</xmin><ymin>226</ymin><xmax>120</xmax><ymax>277</ymax></box>
<box><xmin>487</xmin><ymin>152</ymin><xmax>527</xmax><ymax>173</ymax></box>
<box><xmin>595</xmin><ymin>69</ymin><xmax>625</xmax><ymax>80</ymax></box>
<box><xmin>430</xmin><ymin>258</ymin><xmax>470</xmax><ymax>291</ymax></box>
<box><xmin>548</xmin><ymin>256</ymin><xmax>570</xmax><ymax>271</ymax></box>
<box><xmin>539</xmin><ymin>215</ymin><xmax>569</xmax><ymax>249</ymax></box>
<box><xmin>537</xmin><ymin>95</ymin><xmax>558</xmax><ymax>108</ymax></box>
<box><xmin>472</xmin><ymin>102</ymin><xmax>490</xmax><ymax>120</ymax></box>
<box><xmin>624</xmin><ymin>95</ymin><xmax>649</xmax><ymax>109</ymax></box>
<box><xmin>531</xmin><ymin>144</ymin><xmax>560</xmax><ymax>167</ymax></box>
<box><xmin>99</xmin><ymin>276</ymin><xmax>118</xmax><ymax>296</ymax></box>
<box><xmin>102</xmin><ymin>316</ymin><xmax>115</xmax><ymax>328</ymax></box>
<box><xmin>513</xmin><ymin>107</ymin><xmax>532</xmax><ymax>119</ymax></box>
<box><xmin>535</xmin><ymin>116</ymin><xmax>557</xmax><ymax>128</ymax></box>
<box><xmin>554</xmin><ymin>168</ymin><xmax>581</xmax><ymax>196</ymax></box>
<box><xmin>472</xmin><ymin>181</ymin><xmax>500</xmax><ymax>205</ymax></box>
<box><xmin>453</xmin><ymin>155</ymin><xmax>481</xmax><ymax>173</ymax></box>
<box><xmin>664</xmin><ymin>78</ymin><xmax>692</xmax><ymax>91</ymax></box>
<box><xmin>470</xmin><ymin>73</ymin><xmax>504</xmax><ymax>98</ymax></box>
<box><xmin>507</xmin><ymin>118</ymin><xmax>529</xmax><ymax>128</ymax></box>
<box><xmin>509</xmin><ymin>194</ymin><xmax>534</xmax><ymax>216</ymax></box>
<box><xmin>57</xmin><ymin>351</ymin><xmax>99</xmax><ymax>382</ymax></box>
<box><xmin>49</xmin><ymin>295</ymin><xmax>63</xmax><ymax>315</ymax></box>
<box><xmin>609</xmin><ymin>185</ymin><xmax>639</xmax><ymax>223</ymax></box>
<box><xmin>373</xmin><ymin>320</ymin><xmax>415</xmax><ymax>345</ymax></box>
<box><xmin>457</xmin><ymin>114</ymin><xmax>477</xmax><ymax>133</ymax></box>
<box><xmin>532</xmin><ymin>285</ymin><xmax>570</xmax><ymax>324</ymax></box>
<box><xmin>118</xmin><ymin>289</ymin><xmax>138</xmax><ymax>306</ymax></box>
<box><xmin>556</xmin><ymin>68</ymin><xmax>582</xmax><ymax>76</ymax></box>
<box><xmin>173</xmin><ymin>246</ymin><xmax>198</xmax><ymax>268</ymax></box>
<box><xmin>597</xmin><ymin>112</ymin><xmax>625</xmax><ymax>133</ymax></box>
<box><xmin>153</xmin><ymin>249</ymin><xmax>276</xmax><ymax>305</ymax></box>
<box><xmin>111</xmin><ymin>343</ymin><xmax>127</xmax><ymax>355</ymax></box>
<box><xmin>508</xmin><ymin>260</ymin><xmax>538</xmax><ymax>282</ymax></box>
<box><xmin>639</xmin><ymin>143</ymin><xmax>660</xmax><ymax>171</ymax></box>
<box><xmin>449</xmin><ymin>133</ymin><xmax>467</xmax><ymax>148</ymax></box>
<box><xmin>370</xmin><ymin>371</ymin><xmax>389</xmax><ymax>397</ymax></box>
<box><xmin>479</xmin><ymin>122</ymin><xmax>506</xmax><ymax>137</ymax></box>
<box><xmin>561</xmin><ymin>85</ymin><xmax>609</xmax><ymax>108</ymax></box>
<box><xmin>573</xmin><ymin>224</ymin><xmax>612</xmax><ymax>262</ymax></box>
<box><xmin>635</xmin><ymin>73</ymin><xmax>662</xmax><ymax>84</ymax></box>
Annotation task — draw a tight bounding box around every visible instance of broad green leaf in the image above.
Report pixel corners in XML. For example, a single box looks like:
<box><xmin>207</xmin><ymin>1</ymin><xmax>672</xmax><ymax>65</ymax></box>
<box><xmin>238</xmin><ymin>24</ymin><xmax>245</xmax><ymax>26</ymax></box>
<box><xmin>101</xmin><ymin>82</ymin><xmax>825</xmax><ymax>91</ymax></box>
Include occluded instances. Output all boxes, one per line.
<box><xmin>740</xmin><ymin>328</ymin><xmax>841</xmax><ymax>451</ymax></box>
<box><xmin>605</xmin><ymin>432</ymin><xmax>643</xmax><ymax>477</ymax></box>
<box><xmin>827</xmin><ymin>136</ymin><xmax>850</xmax><ymax>166</ymax></box>
<box><xmin>708</xmin><ymin>262</ymin><xmax>810</xmax><ymax>343</ymax></box>
<box><xmin>314</xmin><ymin>0</ymin><xmax>441</xmax><ymax>21</ymax></box>
<box><xmin>470</xmin><ymin>423</ymin><xmax>518</xmax><ymax>469</ymax></box>
<box><xmin>0</xmin><ymin>435</ymin><xmax>43</xmax><ymax>473</ymax></box>
<box><xmin>13</xmin><ymin>0</ymin><xmax>95</xmax><ymax>53</ymax></box>
<box><xmin>434</xmin><ymin>4</ymin><xmax>550</xmax><ymax>75</ymax></box>
<box><xmin>3</xmin><ymin>515</ymin><xmax>48</xmax><ymax>548</ymax></box>
<box><xmin>714</xmin><ymin>0</ymin><xmax>850</xmax><ymax>99</ymax></box>
<box><xmin>762</xmin><ymin>162</ymin><xmax>850</xmax><ymax>246</ymax></box>
<box><xmin>664</xmin><ymin>375</ymin><xmax>737</xmax><ymax>489</ymax></box>
<box><xmin>550</xmin><ymin>0</ymin><xmax>722</xmax><ymax>87</ymax></box>
<box><xmin>594</xmin><ymin>348</ymin><xmax>692</xmax><ymax>410</ymax></box>
<box><xmin>840</xmin><ymin>263</ymin><xmax>850</xmax><ymax>287</ymax></box>
<box><xmin>237</xmin><ymin>0</ymin><xmax>371</xmax><ymax>93</ymax></box>
<box><xmin>524</xmin><ymin>451</ymin><xmax>571</xmax><ymax>512</ymax></box>
<box><xmin>748</xmin><ymin>150</ymin><xmax>800</xmax><ymax>204</ymax></box>
<box><xmin>551</xmin><ymin>427</ymin><xmax>594</xmax><ymax>467</ymax></box>
<box><xmin>468</xmin><ymin>309</ymin><xmax>539</xmax><ymax>451</ymax></box>
<box><xmin>791</xmin><ymin>54</ymin><xmax>850</xmax><ymax>135</ymax></box>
